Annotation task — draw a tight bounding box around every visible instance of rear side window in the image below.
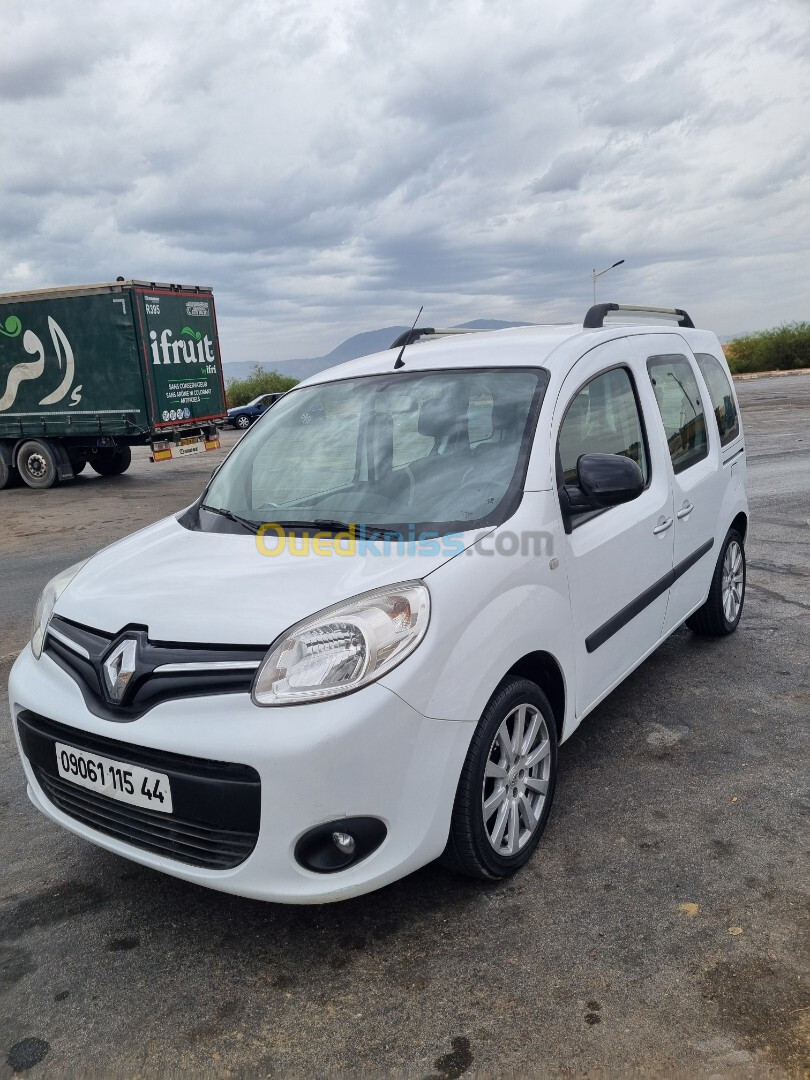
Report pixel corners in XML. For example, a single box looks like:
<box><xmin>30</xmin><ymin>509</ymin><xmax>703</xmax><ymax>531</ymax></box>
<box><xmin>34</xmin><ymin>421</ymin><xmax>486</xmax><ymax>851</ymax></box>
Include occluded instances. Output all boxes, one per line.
<box><xmin>695</xmin><ymin>352</ymin><xmax>740</xmax><ymax>446</ymax></box>
<box><xmin>558</xmin><ymin>366</ymin><xmax>649</xmax><ymax>489</ymax></box>
<box><xmin>647</xmin><ymin>354</ymin><xmax>708</xmax><ymax>473</ymax></box>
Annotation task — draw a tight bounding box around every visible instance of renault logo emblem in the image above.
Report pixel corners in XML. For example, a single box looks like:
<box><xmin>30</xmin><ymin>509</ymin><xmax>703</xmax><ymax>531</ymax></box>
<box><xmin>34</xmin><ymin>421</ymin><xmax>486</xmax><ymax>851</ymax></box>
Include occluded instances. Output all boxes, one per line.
<box><xmin>103</xmin><ymin>638</ymin><xmax>138</xmax><ymax>703</ymax></box>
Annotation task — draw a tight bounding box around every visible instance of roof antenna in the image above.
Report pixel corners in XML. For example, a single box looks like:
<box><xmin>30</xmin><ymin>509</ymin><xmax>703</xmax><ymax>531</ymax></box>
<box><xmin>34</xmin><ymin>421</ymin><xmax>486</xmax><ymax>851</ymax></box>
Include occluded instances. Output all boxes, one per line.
<box><xmin>393</xmin><ymin>306</ymin><xmax>423</xmax><ymax>369</ymax></box>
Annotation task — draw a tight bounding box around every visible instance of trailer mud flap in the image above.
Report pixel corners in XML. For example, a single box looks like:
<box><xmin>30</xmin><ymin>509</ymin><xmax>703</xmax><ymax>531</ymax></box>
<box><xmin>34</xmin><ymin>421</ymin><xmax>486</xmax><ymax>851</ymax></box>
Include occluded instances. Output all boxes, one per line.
<box><xmin>51</xmin><ymin>441</ymin><xmax>74</xmax><ymax>481</ymax></box>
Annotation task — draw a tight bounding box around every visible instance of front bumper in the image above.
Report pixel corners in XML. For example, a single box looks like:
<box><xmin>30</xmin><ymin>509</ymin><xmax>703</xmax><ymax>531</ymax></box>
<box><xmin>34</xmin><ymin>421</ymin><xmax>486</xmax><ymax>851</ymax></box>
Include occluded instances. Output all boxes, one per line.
<box><xmin>9</xmin><ymin>646</ymin><xmax>472</xmax><ymax>903</ymax></box>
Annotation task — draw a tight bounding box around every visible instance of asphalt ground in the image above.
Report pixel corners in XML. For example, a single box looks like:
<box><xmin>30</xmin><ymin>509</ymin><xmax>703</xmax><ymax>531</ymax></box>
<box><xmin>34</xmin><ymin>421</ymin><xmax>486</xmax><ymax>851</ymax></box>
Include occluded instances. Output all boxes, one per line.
<box><xmin>0</xmin><ymin>376</ymin><xmax>808</xmax><ymax>1078</ymax></box>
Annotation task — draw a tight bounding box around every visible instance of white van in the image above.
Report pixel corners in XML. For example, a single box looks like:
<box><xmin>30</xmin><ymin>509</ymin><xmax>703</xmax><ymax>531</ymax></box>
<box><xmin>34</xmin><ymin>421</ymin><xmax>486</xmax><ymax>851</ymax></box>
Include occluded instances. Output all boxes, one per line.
<box><xmin>10</xmin><ymin>304</ymin><xmax>748</xmax><ymax>903</ymax></box>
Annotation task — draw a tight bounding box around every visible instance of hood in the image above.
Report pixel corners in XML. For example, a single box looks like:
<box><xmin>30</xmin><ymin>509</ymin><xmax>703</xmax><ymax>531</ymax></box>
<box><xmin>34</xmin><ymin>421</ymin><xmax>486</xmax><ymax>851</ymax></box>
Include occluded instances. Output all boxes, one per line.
<box><xmin>55</xmin><ymin>514</ymin><xmax>472</xmax><ymax>645</ymax></box>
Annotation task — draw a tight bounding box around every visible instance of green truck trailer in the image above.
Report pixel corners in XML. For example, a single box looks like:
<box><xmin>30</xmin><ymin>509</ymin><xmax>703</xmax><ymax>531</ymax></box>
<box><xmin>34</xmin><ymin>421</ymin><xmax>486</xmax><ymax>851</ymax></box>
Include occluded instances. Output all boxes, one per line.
<box><xmin>0</xmin><ymin>279</ymin><xmax>228</xmax><ymax>489</ymax></box>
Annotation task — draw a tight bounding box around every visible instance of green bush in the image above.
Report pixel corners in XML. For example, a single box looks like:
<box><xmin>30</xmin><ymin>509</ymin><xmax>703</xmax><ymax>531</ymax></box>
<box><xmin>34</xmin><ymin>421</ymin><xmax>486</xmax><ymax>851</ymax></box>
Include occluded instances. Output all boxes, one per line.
<box><xmin>725</xmin><ymin>322</ymin><xmax>810</xmax><ymax>374</ymax></box>
<box><xmin>225</xmin><ymin>364</ymin><xmax>298</xmax><ymax>407</ymax></box>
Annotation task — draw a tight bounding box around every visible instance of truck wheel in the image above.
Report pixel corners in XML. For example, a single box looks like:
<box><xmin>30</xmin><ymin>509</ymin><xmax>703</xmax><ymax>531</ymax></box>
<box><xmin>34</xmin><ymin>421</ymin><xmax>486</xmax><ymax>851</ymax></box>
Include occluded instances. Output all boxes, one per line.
<box><xmin>17</xmin><ymin>439</ymin><xmax>59</xmax><ymax>489</ymax></box>
<box><xmin>70</xmin><ymin>457</ymin><xmax>88</xmax><ymax>475</ymax></box>
<box><xmin>0</xmin><ymin>443</ymin><xmax>19</xmax><ymax>489</ymax></box>
<box><xmin>90</xmin><ymin>444</ymin><xmax>132</xmax><ymax>476</ymax></box>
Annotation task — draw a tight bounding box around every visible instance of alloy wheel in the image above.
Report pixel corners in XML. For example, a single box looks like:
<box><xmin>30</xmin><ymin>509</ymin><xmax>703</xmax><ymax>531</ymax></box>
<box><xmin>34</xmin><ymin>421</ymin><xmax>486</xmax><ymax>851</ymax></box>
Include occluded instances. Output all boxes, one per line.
<box><xmin>722</xmin><ymin>538</ymin><xmax>744</xmax><ymax>623</ymax></box>
<box><xmin>482</xmin><ymin>703</ymin><xmax>552</xmax><ymax>856</ymax></box>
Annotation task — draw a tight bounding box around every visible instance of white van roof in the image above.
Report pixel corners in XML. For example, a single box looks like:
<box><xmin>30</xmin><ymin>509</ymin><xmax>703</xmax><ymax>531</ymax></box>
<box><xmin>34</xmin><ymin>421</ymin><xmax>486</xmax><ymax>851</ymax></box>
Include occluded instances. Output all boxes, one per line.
<box><xmin>301</xmin><ymin>304</ymin><xmax>720</xmax><ymax>386</ymax></box>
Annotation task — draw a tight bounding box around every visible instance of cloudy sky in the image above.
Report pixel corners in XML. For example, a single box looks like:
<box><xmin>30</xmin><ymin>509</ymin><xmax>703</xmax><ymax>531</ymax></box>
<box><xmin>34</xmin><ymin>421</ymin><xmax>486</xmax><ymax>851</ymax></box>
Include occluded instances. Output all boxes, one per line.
<box><xmin>1</xmin><ymin>0</ymin><xmax>807</xmax><ymax>365</ymax></box>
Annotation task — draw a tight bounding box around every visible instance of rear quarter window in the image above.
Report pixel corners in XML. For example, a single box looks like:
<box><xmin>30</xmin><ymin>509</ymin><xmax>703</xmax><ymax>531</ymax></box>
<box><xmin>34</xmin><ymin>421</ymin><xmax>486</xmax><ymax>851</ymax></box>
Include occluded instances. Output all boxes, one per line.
<box><xmin>695</xmin><ymin>352</ymin><xmax>740</xmax><ymax>446</ymax></box>
<box><xmin>647</xmin><ymin>354</ymin><xmax>709</xmax><ymax>474</ymax></box>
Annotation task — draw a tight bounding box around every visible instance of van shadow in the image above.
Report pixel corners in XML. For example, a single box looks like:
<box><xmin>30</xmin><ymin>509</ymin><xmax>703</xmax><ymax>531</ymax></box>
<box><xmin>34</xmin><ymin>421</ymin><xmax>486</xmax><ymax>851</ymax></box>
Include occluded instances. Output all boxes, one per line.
<box><xmin>111</xmin><ymin>849</ymin><xmax>484</xmax><ymax>948</ymax></box>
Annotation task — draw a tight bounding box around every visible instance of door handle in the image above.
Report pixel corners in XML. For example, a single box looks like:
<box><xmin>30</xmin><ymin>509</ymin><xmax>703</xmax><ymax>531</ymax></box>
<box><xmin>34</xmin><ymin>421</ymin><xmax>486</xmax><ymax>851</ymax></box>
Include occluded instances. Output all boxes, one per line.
<box><xmin>653</xmin><ymin>517</ymin><xmax>673</xmax><ymax>535</ymax></box>
<box><xmin>676</xmin><ymin>502</ymin><xmax>694</xmax><ymax>520</ymax></box>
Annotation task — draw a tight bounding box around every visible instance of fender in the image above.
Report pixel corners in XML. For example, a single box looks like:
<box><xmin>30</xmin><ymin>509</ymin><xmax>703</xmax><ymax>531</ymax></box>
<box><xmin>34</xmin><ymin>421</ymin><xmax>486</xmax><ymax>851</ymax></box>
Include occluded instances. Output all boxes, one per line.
<box><xmin>705</xmin><ymin>454</ymin><xmax>749</xmax><ymax>601</ymax></box>
<box><xmin>381</xmin><ymin>496</ymin><xmax>577</xmax><ymax>738</ymax></box>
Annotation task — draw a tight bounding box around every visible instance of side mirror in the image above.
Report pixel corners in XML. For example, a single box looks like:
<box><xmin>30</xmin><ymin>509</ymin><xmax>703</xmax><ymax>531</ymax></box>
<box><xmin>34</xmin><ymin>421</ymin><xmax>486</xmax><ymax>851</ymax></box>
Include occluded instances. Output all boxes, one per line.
<box><xmin>577</xmin><ymin>453</ymin><xmax>644</xmax><ymax>508</ymax></box>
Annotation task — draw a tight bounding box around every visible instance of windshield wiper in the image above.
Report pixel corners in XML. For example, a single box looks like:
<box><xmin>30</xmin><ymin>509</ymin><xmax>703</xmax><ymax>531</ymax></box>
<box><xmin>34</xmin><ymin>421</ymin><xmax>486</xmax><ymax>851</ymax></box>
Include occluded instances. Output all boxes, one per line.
<box><xmin>358</xmin><ymin>524</ymin><xmax>405</xmax><ymax>541</ymax></box>
<box><xmin>313</xmin><ymin>519</ymin><xmax>406</xmax><ymax>540</ymax></box>
<box><xmin>316</xmin><ymin>519</ymin><xmax>404</xmax><ymax>540</ymax></box>
<box><xmin>200</xmin><ymin>504</ymin><xmax>261</xmax><ymax>534</ymax></box>
<box><xmin>264</xmin><ymin>518</ymin><xmax>404</xmax><ymax>540</ymax></box>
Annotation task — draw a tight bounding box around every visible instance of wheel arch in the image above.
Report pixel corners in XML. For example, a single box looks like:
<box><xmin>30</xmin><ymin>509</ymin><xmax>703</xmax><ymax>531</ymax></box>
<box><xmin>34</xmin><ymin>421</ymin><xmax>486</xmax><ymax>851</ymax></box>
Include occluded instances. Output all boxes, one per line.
<box><xmin>501</xmin><ymin>651</ymin><xmax>566</xmax><ymax>742</ymax></box>
<box><xmin>730</xmin><ymin>510</ymin><xmax>748</xmax><ymax>541</ymax></box>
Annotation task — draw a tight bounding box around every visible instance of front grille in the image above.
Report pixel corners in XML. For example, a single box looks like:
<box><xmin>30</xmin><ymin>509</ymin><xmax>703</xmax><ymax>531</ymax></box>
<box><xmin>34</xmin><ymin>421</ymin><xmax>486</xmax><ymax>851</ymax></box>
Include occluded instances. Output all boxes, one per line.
<box><xmin>45</xmin><ymin>614</ymin><xmax>268</xmax><ymax>722</ymax></box>
<box><xmin>17</xmin><ymin>711</ymin><xmax>261</xmax><ymax>871</ymax></box>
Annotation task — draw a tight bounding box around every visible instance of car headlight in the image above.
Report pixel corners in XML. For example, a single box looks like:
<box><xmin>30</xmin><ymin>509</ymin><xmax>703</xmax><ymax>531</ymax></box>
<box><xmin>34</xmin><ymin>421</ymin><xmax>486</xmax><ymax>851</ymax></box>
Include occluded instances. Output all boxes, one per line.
<box><xmin>252</xmin><ymin>581</ymin><xmax>430</xmax><ymax>706</ymax></box>
<box><xmin>31</xmin><ymin>560</ymin><xmax>88</xmax><ymax>660</ymax></box>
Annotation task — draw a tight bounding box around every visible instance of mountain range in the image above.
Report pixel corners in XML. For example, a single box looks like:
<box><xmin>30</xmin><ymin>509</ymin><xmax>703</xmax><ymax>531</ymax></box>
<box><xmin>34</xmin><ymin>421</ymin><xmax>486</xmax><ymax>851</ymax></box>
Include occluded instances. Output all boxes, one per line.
<box><xmin>221</xmin><ymin>320</ymin><xmax>752</xmax><ymax>384</ymax></box>
<box><xmin>221</xmin><ymin>320</ymin><xmax>531</xmax><ymax>383</ymax></box>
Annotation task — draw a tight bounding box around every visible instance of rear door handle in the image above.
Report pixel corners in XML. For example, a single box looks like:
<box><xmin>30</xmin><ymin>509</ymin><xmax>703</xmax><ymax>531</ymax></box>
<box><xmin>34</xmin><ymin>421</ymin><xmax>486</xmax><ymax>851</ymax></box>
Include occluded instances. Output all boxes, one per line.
<box><xmin>653</xmin><ymin>517</ymin><xmax>673</xmax><ymax>535</ymax></box>
<box><xmin>676</xmin><ymin>502</ymin><xmax>694</xmax><ymax>520</ymax></box>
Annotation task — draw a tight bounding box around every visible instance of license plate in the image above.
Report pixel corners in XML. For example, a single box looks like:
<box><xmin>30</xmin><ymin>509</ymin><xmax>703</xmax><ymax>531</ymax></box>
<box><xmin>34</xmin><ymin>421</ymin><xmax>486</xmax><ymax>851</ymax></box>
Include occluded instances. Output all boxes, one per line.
<box><xmin>55</xmin><ymin>742</ymin><xmax>173</xmax><ymax>814</ymax></box>
<box><xmin>177</xmin><ymin>439</ymin><xmax>204</xmax><ymax>456</ymax></box>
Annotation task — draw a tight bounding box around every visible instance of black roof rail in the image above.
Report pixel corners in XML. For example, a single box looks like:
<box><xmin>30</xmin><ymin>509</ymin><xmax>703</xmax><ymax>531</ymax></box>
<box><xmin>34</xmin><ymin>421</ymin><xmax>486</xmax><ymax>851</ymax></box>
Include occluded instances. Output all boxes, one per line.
<box><xmin>388</xmin><ymin>327</ymin><xmax>487</xmax><ymax>349</ymax></box>
<box><xmin>390</xmin><ymin>327</ymin><xmax>434</xmax><ymax>349</ymax></box>
<box><xmin>584</xmin><ymin>303</ymin><xmax>695</xmax><ymax>329</ymax></box>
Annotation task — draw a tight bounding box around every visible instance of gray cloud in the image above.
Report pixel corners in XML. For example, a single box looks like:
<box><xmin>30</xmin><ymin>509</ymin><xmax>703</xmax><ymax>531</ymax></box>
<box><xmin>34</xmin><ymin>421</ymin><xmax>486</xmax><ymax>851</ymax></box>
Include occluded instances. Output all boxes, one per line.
<box><xmin>0</xmin><ymin>52</ymin><xmax>87</xmax><ymax>101</ymax></box>
<box><xmin>732</xmin><ymin>140</ymin><xmax>810</xmax><ymax>198</ymax></box>
<box><xmin>0</xmin><ymin>8</ymin><xmax>117</xmax><ymax>101</ymax></box>
<box><xmin>0</xmin><ymin>0</ymin><xmax>807</xmax><ymax>363</ymax></box>
<box><xmin>530</xmin><ymin>149</ymin><xmax>600</xmax><ymax>193</ymax></box>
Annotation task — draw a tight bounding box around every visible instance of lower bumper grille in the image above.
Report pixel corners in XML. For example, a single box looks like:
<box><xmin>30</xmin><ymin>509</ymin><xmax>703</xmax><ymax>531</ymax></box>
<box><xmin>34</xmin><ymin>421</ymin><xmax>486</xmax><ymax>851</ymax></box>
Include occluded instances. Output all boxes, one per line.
<box><xmin>33</xmin><ymin>769</ymin><xmax>257</xmax><ymax>869</ymax></box>
<box><xmin>17</xmin><ymin>711</ymin><xmax>261</xmax><ymax>871</ymax></box>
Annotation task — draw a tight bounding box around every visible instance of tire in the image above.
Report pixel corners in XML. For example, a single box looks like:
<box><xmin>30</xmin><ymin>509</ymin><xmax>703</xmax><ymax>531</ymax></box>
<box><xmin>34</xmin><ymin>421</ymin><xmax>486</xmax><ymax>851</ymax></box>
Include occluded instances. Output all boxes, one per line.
<box><xmin>686</xmin><ymin>528</ymin><xmax>746</xmax><ymax>636</ymax></box>
<box><xmin>235</xmin><ymin>415</ymin><xmax>251</xmax><ymax>430</ymax></box>
<box><xmin>90</xmin><ymin>444</ymin><xmax>132</xmax><ymax>476</ymax></box>
<box><xmin>441</xmin><ymin>677</ymin><xmax>558</xmax><ymax>880</ymax></box>
<box><xmin>70</xmin><ymin>457</ymin><xmax>88</xmax><ymax>475</ymax></box>
<box><xmin>17</xmin><ymin>439</ymin><xmax>58</xmax><ymax>489</ymax></box>
<box><xmin>0</xmin><ymin>442</ymin><xmax>18</xmax><ymax>489</ymax></box>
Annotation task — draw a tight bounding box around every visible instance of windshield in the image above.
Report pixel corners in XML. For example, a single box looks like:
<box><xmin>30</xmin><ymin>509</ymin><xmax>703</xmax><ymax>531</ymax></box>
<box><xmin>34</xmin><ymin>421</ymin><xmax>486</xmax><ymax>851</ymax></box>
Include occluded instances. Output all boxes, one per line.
<box><xmin>201</xmin><ymin>368</ymin><xmax>547</xmax><ymax>536</ymax></box>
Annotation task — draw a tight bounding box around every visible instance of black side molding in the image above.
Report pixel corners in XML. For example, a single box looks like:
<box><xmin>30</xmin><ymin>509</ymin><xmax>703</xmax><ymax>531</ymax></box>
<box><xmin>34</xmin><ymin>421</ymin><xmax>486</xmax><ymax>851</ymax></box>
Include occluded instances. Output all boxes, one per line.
<box><xmin>672</xmin><ymin>538</ymin><xmax>714</xmax><ymax>583</ymax></box>
<box><xmin>585</xmin><ymin>538</ymin><xmax>714</xmax><ymax>653</ymax></box>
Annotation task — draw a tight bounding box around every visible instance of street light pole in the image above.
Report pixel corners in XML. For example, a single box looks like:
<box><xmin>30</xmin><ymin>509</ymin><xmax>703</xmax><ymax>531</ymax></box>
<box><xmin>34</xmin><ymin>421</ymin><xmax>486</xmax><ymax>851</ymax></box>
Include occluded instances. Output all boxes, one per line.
<box><xmin>592</xmin><ymin>259</ymin><xmax>625</xmax><ymax>305</ymax></box>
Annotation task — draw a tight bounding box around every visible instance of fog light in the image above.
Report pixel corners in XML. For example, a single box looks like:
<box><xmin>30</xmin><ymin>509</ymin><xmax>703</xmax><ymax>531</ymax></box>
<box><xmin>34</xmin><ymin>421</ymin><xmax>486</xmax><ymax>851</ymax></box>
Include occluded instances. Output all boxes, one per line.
<box><xmin>294</xmin><ymin>817</ymin><xmax>387</xmax><ymax>874</ymax></box>
<box><xmin>332</xmin><ymin>831</ymin><xmax>356</xmax><ymax>855</ymax></box>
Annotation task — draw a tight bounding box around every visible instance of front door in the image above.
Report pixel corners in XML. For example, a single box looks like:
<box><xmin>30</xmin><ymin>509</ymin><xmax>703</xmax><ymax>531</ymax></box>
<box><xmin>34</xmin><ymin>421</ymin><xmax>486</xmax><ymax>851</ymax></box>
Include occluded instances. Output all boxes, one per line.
<box><xmin>553</xmin><ymin>339</ymin><xmax>674</xmax><ymax>716</ymax></box>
